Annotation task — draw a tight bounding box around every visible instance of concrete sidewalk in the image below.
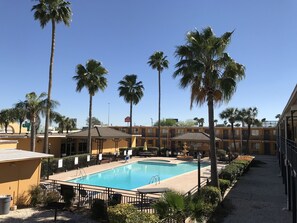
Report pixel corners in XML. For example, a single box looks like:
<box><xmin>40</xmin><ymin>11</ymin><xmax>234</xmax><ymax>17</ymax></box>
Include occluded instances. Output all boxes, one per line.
<box><xmin>211</xmin><ymin>155</ymin><xmax>292</xmax><ymax>223</ymax></box>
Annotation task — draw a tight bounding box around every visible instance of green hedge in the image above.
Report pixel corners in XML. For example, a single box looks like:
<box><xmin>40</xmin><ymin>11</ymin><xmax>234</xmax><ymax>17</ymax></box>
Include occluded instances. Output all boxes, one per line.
<box><xmin>219</xmin><ymin>157</ymin><xmax>252</xmax><ymax>182</ymax></box>
<box><xmin>219</xmin><ymin>179</ymin><xmax>231</xmax><ymax>196</ymax></box>
<box><xmin>198</xmin><ymin>186</ymin><xmax>222</xmax><ymax>206</ymax></box>
<box><xmin>108</xmin><ymin>203</ymin><xmax>159</xmax><ymax>223</ymax></box>
<box><xmin>41</xmin><ymin>154</ymin><xmax>98</xmax><ymax>178</ymax></box>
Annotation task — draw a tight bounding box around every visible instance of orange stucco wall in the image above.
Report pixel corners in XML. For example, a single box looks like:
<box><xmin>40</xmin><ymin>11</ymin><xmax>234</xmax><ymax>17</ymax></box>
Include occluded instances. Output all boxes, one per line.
<box><xmin>0</xmin><ymin>159</ymin><xmax>41</xmax><ymax>206</ymax></box>
<box><xmin>0</xmin><ymin>140</ymin><xmax>18</xmax><ymax>149</ymax></box>
<box><xmin>1</xmin><ymin>137</ymin><xmax>65</xmax><ymax>157</ymax></box>
<box><xmin>91</xmin><ymin>139</ymin><xmax>128</xmax><ymax>154</ymax></box>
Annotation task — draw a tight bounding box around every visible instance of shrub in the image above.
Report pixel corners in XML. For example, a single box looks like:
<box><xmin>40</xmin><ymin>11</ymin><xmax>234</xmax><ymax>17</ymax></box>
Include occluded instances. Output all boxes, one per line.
<box><xmin>148</xmin><ymin>147</ymin><xmax>158</xmax><ymax>154</ymax></box>
<box><xmin>41</xmin><ymin>154</ymin><xmax>98</xmax><ymax>178</ymax></box>
<box><xmin>44</xmin><ymin>190</ymin><xmax>60</xmax><ymax>206</ymax></box>
<box><xmin>191</xmin><ymin>196</ymin><xmax>216</xmax><ymax>221</ymax></box>
<box><xmin>28</xmin><ymin>185</ymin><xmax>44</xmax><ymax>207</ymax></box>
<box><xmin>199</xmin><ymin>186</ymin><xmax>222</xmax><ymax>206</ymax></box>
<box><xmin>16</xmin><ymin>192</ymin><xmax>29</xmax><ymax>208</ymax></box>
<box><xmin>108</xmin><ymin>203</ymin><xmax>158</xmax><ymax>223</ymax></box>
<box><xmin>217</xmin><ymin>149</ymin><xmax>227</xmax><ymax>160</ymax></box>
<box><xmin>219</xmin><ymin>179</ymin><xmax>231</xmax><ymax>196</ymax></box>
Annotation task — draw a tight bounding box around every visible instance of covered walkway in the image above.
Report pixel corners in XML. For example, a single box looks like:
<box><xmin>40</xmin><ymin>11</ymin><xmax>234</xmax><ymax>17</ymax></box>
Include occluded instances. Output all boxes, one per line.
<box><xmin>211</xmin><ymin>155</ymin><xmax>292</xmax><ymax>223</ymax></box>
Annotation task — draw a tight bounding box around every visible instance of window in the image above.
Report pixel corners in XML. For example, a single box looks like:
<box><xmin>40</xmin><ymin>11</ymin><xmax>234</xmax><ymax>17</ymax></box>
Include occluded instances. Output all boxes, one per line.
<box><xmin>251</xmin><ymin>130</ymin><xmax>259</xmax><ymax>136</ymax></box>
<box><xmin>162</xmin><ymin>129</ymin><xmax>168</xmax><ymax>134</ymax></box>
<box><xmin>147</xmin><ymin>140</ymin><xmax>153</xmax><ymax>146</ymax></box>
<box><xmin>78</xmin><ymin>142</ymin><xmax>87</xmax><ymax>154</ymax></box>
<box><xmin>252</xmin><ymin>143</ymin><xmax>260</xmax><ymax>150</ymax></box>
<box><xmin>147</xmin><ymin>128</ymin><xmax>153</xmax><ymax>133</ymax></box>
<box><xmin>177</xmin><ymin>129</ymin><xmax>185</xmax><ymax>135</ymax></box>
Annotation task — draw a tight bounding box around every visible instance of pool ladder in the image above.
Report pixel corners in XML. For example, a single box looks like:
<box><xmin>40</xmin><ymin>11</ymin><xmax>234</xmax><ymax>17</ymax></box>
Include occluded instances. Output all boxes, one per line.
<box><xmin>149</xmin><ymin>175</ymin><xmax>160</xmax><ymax>185</ymax></box>
<box><xmin>76</xmin><ymin>168</ymin><xmax>87</xmax><ymax>178</ymax></box>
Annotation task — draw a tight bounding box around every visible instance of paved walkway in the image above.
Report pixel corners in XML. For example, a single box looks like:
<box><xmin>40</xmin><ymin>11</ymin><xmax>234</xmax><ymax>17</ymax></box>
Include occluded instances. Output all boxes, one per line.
<box><xmin>211</xmin><ymin>155</ymin><xmax>292</xmax><ymax>223</ymax></box>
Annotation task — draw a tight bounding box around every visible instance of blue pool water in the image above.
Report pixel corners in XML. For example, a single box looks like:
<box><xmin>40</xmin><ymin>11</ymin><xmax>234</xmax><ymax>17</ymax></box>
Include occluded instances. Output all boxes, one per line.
<box><xmin>69</xmin><ymin>161</ymin><xmax>208</xmax><ymax>190</ymax></box>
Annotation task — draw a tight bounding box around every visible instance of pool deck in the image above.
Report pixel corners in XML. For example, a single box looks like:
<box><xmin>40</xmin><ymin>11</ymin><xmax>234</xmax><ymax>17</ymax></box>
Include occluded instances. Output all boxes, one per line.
<box><xmin>48</xmin><ymin>157</ymin><xmax>226</xmax><ymax>194</ymax></box>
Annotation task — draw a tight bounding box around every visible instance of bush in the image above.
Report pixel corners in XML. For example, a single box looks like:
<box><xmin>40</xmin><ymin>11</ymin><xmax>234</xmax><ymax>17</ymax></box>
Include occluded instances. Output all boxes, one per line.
<box><xmin>28</xmin><ymin>185</ymin><xmax>44</xmax><ymax>207</ymax></box>
<box><xmin>199</xmin><ymin>186</ymin><xmax>222</xmax><ymax>206</ymax></box>
<box><xmin>219</xmin><ymin>164</ymin><xmax>239</xmax><ymax>182</ymax></box>
<box><xmin>191</xmin><ymin>196</ymin><xmax>216</xmax><ymax>221</ymax></box>
<box><xmin>219</xmin><ymin>179</ymin><xmax>231</xmax><ymax>196</ymax></box>
<box><xmin>217</xmin><ymin>149</ymin><xmax>227</xmax><ymax>160</ymax></box>
<box><xmin>108</xmin><ymin>203</ymin><xmax>158</xmax><ymax>223</ymax></box>
<box><xmin>44</xmin><ymin>190</ymin><xmax>60</xmax><ymax>206</ymax></box>
<box><xmin>16</xmin><ymin>192</ymin><xmax>29</xmax><ymax>208</ymax></box>
<box><xmin>148</xmin><ymin>147</ymin><xmax>158</xmax><ymax>154</ymax></box>
<box><xmin>41</xmin><ymin>154</ymin><xmax>98</xmax><ymax>178</ymax></box>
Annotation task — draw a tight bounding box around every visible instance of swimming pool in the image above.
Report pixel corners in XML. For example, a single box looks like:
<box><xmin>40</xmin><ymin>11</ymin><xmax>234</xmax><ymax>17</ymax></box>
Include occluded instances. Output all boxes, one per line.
<box><xmin>69</xmin><ymin>161</ymin><xmax>208</xmax><ymax>190</ymax></box>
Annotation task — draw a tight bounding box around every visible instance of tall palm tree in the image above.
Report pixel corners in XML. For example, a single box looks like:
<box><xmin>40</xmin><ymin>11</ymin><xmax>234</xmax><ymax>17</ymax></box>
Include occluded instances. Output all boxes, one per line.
<box><xmin>239</xmin><ymin>107</ymin><xmax>258</xmax><ymax>154</ymax></box>
<box><xmin>219</xmin><ymin>108</ymin><xmax>239</xmax><ymax>152</ymax></box>
<box><xmin>73</xmin><ymin>59</ymin><xmax>108</xmax><ymax>153</ymax></box>
<box><xmin>148</xmin><ymin>51</ymin><xmax>169</xmax><ymax>155</ymax></box>
<box><xmin>118</xmin><ymin>74</ymin><xmax>144</xmax><ymax>146</ymax></box>
<box><xmin>32</xmin><ymin>0</ymin><xmax>72</xmax><ymax>154</ymax></box>
<box><xmin>174</xmin><ymin>27</ymin><xmax>245</xmax><ymax>187</ymax></box>
<box><xmin>0</xmin><ymin>109</ymin><xmax>16</xmax><ymax>133</ymax></box>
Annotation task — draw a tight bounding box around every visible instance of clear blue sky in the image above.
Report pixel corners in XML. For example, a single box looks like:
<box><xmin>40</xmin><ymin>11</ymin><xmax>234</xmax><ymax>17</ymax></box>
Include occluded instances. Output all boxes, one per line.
<box><xmin>1</xmin><ymin>0</ymin><xmax>296</xmax><ymax>128</ymax></box>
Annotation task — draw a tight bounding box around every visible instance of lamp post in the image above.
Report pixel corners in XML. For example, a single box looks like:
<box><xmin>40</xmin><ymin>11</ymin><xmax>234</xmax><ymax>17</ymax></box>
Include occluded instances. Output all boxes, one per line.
<box><xmin>197</xmin><ymin>152</ymin><xmax>201</xmax><ymax>191</ymax></box>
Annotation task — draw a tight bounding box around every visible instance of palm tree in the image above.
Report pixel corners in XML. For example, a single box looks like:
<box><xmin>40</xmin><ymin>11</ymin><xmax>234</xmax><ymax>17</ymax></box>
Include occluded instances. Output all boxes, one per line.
<box><xmin>118</xmin><ymin>74</ymin><xmax>144</xmax><ymax>146</ymax></box>
<box><xmin>32</xmin><ymin>0</ymin><xmax>72</xmax><ymax>154</ymax></box>
<box><xmin>174</xmin><ymin>27</ymin><xmax>245</xmax><ymax>187</ymax></box>
<box><xmin>55</xmin><ymin>114</ymin><xmax>76</xmax><ymax>133</ymax></box>
<box><xmin>219</xmin><ymin>108</ymin><xmax>239</xmax><ymax>152</ymax></box>
<box><xmin>148</xmin><ymin>51</ymin><xmax>169</xmax><ymax>155</ymax></box>
<box><xmin>23</xmin><ymin>92</ymin><xmax>47</xmax><ymax>152</ymax></box>
<box><xmin>73</xmin><ymin>59</ymin><xmax>108</xmax><ymax>153</ymax></box>
<box><xmin>64</xmin><ymin>117</ymin><xmax>76</xmax><ymax>133</ymax></box>
<box><xmin>239</xmin><ymin>107</ymin><xmax>258</xmax><ymax>154</ymax></box>
<box><xmin>0</xmin><ymin>109</ymin><xmax>16</xmax><ymax>133</ymax></box>
<box><xmin>14</xmin><ymin>102</ymin><xmax>28</xmax><ymax>134</ymax></box>
<box><xmin>153</xmin><ymin>191</ymin><xmax>190</xmax><ymax>223</ymax></box>
<box><xmin>86</xmin><ymin>117</ymin><xmax>101</xmax><ymax>127</ymax></box>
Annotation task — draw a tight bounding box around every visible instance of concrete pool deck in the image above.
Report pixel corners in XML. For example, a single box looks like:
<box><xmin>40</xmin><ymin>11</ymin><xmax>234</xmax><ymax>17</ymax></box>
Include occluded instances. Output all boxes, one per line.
<box><xmin>48</xmin><ymin>157</ymin><xmax>226</xmax><ymax>194</ymax></box>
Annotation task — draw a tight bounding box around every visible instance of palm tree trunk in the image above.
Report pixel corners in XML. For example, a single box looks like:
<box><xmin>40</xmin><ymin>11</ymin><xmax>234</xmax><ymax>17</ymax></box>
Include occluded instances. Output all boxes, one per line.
<box><xmin>31</xmin><ymin>116</ymin><xmax>36</xmax><ymax>152</ymax></box>
<box><xmin>88</xmin><ymin>94</ymin><xmax>92</xmax><ymax>154</ymax></box>
<box><xmin>44</xmin><ymin>19</ymin><xmax>56</xmax><ymax>154</ymax></box>
<box><xmin>208</xmin><ymin>95</ymin><xmax>219</xmax><ymax>188</ymax></box>
<box><xmin>129</xmin><ymin>100</ymin><xmax>133</xmax><ymax>148</ymax></box>
<box><xmin>19</xmin><ymin>120</ymin><xmax>22</xmax><ymax>134</ymax></box>
<box><xmin>231</xmin><ymin>123</ymin><xmax>236</xmax><ymax>152</ymax></box>
<box><xmin>158</xmin><ymin>70</ymin><xmax>161</xmax><ymax>155</ymax></box>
